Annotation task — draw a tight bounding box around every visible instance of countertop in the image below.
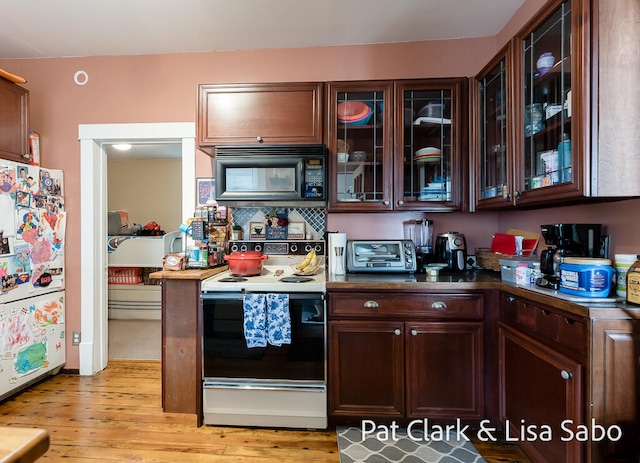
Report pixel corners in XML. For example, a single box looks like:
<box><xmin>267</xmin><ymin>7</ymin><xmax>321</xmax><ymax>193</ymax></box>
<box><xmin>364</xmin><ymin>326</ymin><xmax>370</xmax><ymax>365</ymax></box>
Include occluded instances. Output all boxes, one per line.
<box><xmin>327</xmin><ymin>269</ymin><xmax>639</xmax><ymax>319</ymax></box>
<box><xmin>149</xmin><ymin>265</ymin><xmax>228</xmax><ymax>280</ymax></box>
<box><xmin>0</xmin><ymin>427</ymin><xmax>49</xmax><ymax>463</ymax></box>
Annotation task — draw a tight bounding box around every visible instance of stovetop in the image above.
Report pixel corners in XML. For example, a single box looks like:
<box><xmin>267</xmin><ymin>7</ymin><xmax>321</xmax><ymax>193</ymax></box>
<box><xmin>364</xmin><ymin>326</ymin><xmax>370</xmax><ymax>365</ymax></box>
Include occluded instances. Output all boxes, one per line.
<box><xmin>201</xmin><ymin>255</ymin><xmax>326</xmax><ymax>293</ymax></box>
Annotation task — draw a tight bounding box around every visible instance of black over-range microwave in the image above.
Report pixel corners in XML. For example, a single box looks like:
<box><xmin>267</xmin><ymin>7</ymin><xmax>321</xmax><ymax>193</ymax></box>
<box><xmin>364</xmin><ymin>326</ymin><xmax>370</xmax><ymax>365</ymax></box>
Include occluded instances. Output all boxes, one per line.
<box><xmin>214</xmin><ymin>145</ymin><xmax>327</xmax><ymax>207</ymax></box>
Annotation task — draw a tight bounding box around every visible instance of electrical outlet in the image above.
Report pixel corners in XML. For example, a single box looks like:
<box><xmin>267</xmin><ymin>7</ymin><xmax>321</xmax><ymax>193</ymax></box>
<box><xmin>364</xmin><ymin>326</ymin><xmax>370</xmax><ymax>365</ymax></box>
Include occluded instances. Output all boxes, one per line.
<box><xmin>72</xmin><ymin>331</ymin><xmax>81</xmax><ymax>346</ymax></box>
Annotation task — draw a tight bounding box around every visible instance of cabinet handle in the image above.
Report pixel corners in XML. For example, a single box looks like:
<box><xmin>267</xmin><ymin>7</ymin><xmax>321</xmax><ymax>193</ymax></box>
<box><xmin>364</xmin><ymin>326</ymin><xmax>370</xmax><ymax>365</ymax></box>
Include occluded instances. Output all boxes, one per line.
<box><xmin>502</xmin><ymin>191</ymin><xmax>511</xmax><ymax>200</ymax></box>
<box><xmin>22</xmin><ymin>153</ymin><xmax>31</xmax><ymax>160</ymax></box>
<box><xmin>431</xmin><ymin>301</ymin><xmax>447</xmax><ymax>310</ymax></box>
<box><xmin>363</xmin><ymin>300</ymin><xmax>379</xmax><ymax>308</ymax></box>
<box><xmin>513</xmin><ymin>190</ymin><xmax>521</xmax><ymax>200</ymax></box>
<box><xmin>411</xmin><ymin>329</ymin><xmax>418</xmax><ymax>336</ymax></box>
<box><xmin>560</xmin><ymin>370</ymin><xmax>573</xmax><ymax>380</ymax></box>
<box><xmin>398</xmin><ymin>200</ymin><xmax>404</xmax><ymax>205</ymax></box>
<box><xmin>394</xmin><ymin>329</ymin><xmax>401</xmax><ymax>336</ymax></box>
<box><xmin>256</xmin><ymin>136</ymin><xmax>263</xmax><ymax>143</ymax></box>
<box><xmin>383</xmin><ymin>200</ymin><xmax>390</xmax><ymax>206</ymax></box>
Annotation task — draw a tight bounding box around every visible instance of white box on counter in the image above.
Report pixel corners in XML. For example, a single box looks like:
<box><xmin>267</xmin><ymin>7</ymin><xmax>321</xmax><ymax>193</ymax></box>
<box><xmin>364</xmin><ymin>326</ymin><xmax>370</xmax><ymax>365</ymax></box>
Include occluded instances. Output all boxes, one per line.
<box><xmin>499</xmin><ymin>256</ymin><xmax>539</xmax><ymax>283</ymax></box>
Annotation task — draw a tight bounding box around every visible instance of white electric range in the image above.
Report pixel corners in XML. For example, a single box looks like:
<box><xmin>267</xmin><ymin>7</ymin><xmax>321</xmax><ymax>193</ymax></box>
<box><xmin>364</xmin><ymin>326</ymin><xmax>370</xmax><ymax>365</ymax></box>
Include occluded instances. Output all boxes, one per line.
<box><xmin>200</xmin><ymin>240</ymin><xmax>327</xmax><ymax>429</ymax></box>
<box><xmin>201</xmin><ymin>240</ymin><xmax>326</xmax><ymax>293</ymax></box>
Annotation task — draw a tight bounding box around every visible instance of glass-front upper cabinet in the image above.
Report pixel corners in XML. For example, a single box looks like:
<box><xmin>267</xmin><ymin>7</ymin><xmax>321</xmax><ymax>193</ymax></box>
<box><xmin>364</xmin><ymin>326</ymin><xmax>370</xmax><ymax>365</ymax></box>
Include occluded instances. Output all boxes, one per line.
<box><xmin>327</xmin><ymin>81</ymin><xmax>394</xmax><ymax>212</ymax></box>
<box><xmin>474</xmin><ymin>43</ymin><xmax>514</xmax><ymax>209</ymax></box>
<box><xmin>519</xmin><ymin>0</ymin><xmax>574</xmax><ymax>199</ymax></box>
<box><xmin>394</xmin><ymin>79</ymin><xmax>466</xmax><ymax>211</ymax></box>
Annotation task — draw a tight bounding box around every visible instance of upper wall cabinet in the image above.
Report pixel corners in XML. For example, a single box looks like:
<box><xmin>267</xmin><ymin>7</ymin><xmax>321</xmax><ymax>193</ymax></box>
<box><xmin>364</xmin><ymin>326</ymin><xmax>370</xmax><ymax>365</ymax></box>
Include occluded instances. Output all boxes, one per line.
<box><xmin>474</xmin><ymin>0</ymin><xmax>640</xmax><ymax>209</ymax></box>
<box><xmin>394</xmin><ymin>79</ymin><xmax>468</xmax><ymax>212</ymax></box>
<box><xmin>473</xmin><ymin>42</ymin><xmax>515</xmax><ymax>210</ymax></box>
<box><xmin>327</xmin><ymin>79</ymin><xmax>467</xmax><ymax>212</ymax></box>
<box><xmin>197</xmin><ymin>82</ymin><xmax>323</xmax><ymax>152</ymax></box>
<box><xmin>0</xmin><ymin>77</ymin><xmax>29</xmax><ymax>163</ymax></box>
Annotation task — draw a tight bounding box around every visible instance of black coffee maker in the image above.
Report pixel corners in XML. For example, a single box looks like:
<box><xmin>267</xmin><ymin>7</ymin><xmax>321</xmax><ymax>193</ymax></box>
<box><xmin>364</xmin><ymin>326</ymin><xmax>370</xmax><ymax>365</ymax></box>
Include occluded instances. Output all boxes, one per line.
<box><xmin>537</xmin><ymin>223</ymin><xmax>603</xmax><ymax>289</ymax></box>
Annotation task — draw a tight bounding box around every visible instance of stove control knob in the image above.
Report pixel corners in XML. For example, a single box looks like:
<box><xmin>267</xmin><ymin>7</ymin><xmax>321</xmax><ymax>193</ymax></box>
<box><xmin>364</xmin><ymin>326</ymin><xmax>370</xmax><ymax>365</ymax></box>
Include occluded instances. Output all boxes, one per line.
<box><xmin>314</xmin><ymin>244</ymin><xmax>323</xmax><ymax>253</ymax></box>
<box><xmin>254</xmin><ymin>244</ymin><xmax>262</xmax><ymax>252</ymax></box>
<box><xmin>304</xmin><ymin>244</ymin><xmax>313</xmax><ymax>252</ymax></box>
<box><xmin>230</xmin><ymin>244</ymin><xmax>239</xmax><ymax>252</ymax></box>
<box><xmin>239</xmin><ymin>244</ymin><xmax>248</xmax><ymax>251</ymax></box>
<box><xmin>290</xmin><ymin>244</ymin><xmax>298</xmax><ymax>253</ymax></box>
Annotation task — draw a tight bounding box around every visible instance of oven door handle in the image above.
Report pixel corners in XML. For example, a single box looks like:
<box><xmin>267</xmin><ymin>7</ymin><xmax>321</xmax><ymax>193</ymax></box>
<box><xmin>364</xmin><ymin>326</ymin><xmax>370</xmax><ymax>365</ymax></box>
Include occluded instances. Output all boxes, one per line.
<box><xmin>201</xmin><ymin>292</ymin><xmax>325</xmax><ymax>301</ymax></box>
<box><xmin>203</xmin><ymin>380</ymin><xmax>326</xmax><ymax>393</ymax></box>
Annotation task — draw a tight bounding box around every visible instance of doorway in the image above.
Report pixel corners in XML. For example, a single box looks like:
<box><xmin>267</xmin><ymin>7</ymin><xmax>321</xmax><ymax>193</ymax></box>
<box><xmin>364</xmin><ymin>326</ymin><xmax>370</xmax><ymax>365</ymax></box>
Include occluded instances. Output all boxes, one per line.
<box><xmin>79</xmin><ymin>122</ymin><xmax>196</xmax><ymax>375</ymax></box>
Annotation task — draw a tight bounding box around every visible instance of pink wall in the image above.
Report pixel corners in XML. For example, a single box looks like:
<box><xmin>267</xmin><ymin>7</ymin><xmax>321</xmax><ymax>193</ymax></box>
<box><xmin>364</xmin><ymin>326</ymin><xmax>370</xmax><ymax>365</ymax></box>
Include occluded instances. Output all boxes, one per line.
<box><xmin>0</xmin><ymin>37</ymin><xmax>495</xmax><ymax>369</ymax></box>
<box><xmin>1</xmin><ymin>0</ymin><xmax>638</xmax><ymax>370</ymax></box>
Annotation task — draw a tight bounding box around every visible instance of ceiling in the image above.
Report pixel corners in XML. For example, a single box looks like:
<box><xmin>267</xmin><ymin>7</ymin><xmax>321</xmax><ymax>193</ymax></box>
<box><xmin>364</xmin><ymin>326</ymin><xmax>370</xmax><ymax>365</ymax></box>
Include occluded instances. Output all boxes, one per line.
<box><xmin>105</xmin><ymin>142</ymin><xmax>183</xmax><ymax>160</ymax></box>
<box><xmin>4</xmin><ymin>1</ymin><xmax>525</xmax><ymax>160</ymax></box>
<box><xmin>0</xmin><ymin>0</ymin><xmax>524</xmax><ymax>60</ymax></box>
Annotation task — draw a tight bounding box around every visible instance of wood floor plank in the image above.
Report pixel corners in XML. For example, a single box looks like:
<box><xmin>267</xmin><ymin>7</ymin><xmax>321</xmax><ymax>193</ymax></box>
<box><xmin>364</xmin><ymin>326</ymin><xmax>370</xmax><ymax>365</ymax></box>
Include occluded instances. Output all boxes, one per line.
<box><xmin>0</xmin><ymin>360</ymin><xmax>530</xmax><ymax>462</ymax></box>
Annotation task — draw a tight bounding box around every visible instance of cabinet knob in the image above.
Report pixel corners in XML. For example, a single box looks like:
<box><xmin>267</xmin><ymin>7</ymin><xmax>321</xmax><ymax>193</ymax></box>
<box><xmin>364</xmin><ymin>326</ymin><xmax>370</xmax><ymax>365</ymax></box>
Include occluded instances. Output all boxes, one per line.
<box><xmin>256</xmin><ymin>136</ymin><xmax>263</xmax><ymax>143</ymax></box>
<box><xmin>363</xmin><ymin>300</ymin><xmax>379</xmax><ymax>308</ymax></box>
<box><xmin>502</xmin><ymin>191</ymin><xmax>511</xmax><ymax>200</ymax></box>
<box><xmin>411</xmin><ymin>329</ymin><xmax>418</xmax><ymax>336</ymax></box>
<box><xmin>22</xmin><ymin>153</ymin><xmax>31</xmax><ymax>160</ymax></box>
<box><xmin>560</xmin><ymin>370</ymin><xmax>573</xmax><ymax>380</ymax></box>
<box><xmin>383</xmin><ymin>200</ymin><xmax>390</xmax><ymax>206</ymax></box>
<box><xmin>398</xmin><ymin>200</ymin><xmax>404</xmax><ymax>205</ymax></box>
<box><xmin>431</xmin><ymin>301</ymin><xmax>447</xmax><ymax>310</ymax></box>
<box><xmin>394</xmin><ymin>329</ymin><xmax>401</xmax><ymax>336</ymax></box>
<box><xmin>513</xmin><ymin>190</ymin><xmax>521</xmax><ymax>200</ymax></box>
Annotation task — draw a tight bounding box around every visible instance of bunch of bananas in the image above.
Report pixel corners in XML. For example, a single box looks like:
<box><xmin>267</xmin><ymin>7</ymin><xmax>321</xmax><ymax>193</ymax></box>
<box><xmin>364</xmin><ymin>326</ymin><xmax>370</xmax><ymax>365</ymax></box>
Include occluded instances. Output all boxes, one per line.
<box><xmin>296</xmin><ymin>249</ymin><xmax>318</xmax><ymax>274</ymax></box>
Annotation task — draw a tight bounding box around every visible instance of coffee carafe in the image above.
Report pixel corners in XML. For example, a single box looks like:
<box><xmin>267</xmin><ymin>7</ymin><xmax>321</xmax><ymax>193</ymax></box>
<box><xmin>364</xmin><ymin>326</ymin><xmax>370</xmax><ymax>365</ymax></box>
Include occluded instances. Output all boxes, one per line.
<box><xmin>403</xmin><ymin>219</ymin><xmax>433</xmax><ymax>272</ymax></box>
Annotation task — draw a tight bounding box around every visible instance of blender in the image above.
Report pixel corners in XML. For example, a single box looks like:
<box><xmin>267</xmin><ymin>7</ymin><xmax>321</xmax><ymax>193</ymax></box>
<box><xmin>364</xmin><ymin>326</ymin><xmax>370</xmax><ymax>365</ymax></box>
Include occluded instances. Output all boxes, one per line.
<box><xmin>403</xmin><ymin>219</ymin><xmax>433</xmax><ymax>272</ymax></box>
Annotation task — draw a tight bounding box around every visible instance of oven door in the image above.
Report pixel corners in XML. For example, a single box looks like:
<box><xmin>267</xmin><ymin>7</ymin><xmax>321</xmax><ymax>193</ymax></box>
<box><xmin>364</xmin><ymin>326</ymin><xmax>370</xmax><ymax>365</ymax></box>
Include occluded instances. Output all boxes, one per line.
<box><xmin>201</xmin><ymin>292</ymin><xmax>326</xmax><ymax>382</ymax></box>
<box><xmin>201</xmin><ymin>292</ymin><xmax>327</xmax><ymax>428</ymax></box>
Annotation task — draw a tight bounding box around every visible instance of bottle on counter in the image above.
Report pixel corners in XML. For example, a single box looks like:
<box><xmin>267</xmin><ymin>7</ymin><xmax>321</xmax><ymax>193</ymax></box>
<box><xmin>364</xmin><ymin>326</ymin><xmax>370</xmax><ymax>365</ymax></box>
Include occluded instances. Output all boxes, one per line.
<box><xmin>626</xmin><ymin>255</ymin><xmax>640</xmax><ymax>305</ymax></box>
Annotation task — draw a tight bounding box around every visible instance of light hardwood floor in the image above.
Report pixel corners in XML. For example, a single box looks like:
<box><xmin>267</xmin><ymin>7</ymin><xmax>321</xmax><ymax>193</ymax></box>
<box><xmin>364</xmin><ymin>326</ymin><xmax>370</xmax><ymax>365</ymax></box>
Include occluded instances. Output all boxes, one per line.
<box><xmin>0</xmin><ymin>361</ymin><xmax>530</xmax><ymax>462</ymax></box>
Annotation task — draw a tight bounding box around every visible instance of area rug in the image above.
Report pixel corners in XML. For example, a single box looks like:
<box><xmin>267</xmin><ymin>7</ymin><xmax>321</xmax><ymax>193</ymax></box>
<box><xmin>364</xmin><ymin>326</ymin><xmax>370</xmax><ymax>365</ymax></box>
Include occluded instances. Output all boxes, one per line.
<box><xmin>337</xmin><ymin>426</ymin><xmax>487</xmax><ymax>463</ymax></box>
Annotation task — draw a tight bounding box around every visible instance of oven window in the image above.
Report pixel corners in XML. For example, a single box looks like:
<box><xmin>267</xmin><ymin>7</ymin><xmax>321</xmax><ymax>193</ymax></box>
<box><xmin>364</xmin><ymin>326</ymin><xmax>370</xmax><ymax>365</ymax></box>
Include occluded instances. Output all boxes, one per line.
<box><xmin>202</xmin><ymin>296</ymin><xmax>325</xmax><ymax>381</ymax></box>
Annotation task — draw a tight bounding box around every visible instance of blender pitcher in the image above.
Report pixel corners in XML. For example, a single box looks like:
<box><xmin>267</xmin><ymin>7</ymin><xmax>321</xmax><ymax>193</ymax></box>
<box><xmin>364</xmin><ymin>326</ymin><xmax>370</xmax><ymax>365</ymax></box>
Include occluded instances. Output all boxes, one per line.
<box><xmin>403</xmin><ymin>219</ymin><xmax>433</xmax><ymax>271</ymax></box>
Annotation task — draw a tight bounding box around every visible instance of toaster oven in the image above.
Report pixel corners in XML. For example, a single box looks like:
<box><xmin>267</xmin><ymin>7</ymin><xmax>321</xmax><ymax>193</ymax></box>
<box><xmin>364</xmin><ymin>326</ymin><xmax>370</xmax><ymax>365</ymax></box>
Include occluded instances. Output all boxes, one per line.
<box><xmin>346</xmin><ymin>240</ymin><xmax>417</xmax><ymax>273</ymax></box>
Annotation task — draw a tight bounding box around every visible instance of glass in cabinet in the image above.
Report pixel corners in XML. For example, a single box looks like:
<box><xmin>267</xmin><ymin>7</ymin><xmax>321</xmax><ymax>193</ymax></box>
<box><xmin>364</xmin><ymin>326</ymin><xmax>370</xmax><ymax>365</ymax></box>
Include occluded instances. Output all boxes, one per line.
<box><xmin>475</xmin><ymin>44</ymin><xmax>513</xmax><ymax>209</ymax></box>
<box><xmin>520</xmin><ymin>0</ymin><xmax>573</xmax><ymax>197</ymax></box>
<box><xmin>394</xmin><ymin>79</ymin><xmax>466</xmax><ymax>211</ymax></box>
<box><xmin>327</xmin><ymin>81</ymin><xmax>393</xmax><ymax>211</ymax></box>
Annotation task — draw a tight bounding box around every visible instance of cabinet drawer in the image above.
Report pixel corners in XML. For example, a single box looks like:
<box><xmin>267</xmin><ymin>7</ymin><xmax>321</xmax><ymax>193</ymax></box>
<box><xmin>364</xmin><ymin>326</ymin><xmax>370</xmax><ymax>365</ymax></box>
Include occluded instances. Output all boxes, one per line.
<box><xmin>500</xmin><ymin>293</ymin><xmax>586</xmax><ymax>355</ymax></box>
<box><xmin>329</xmin><ymin>292</ymin><xmax>484</xmax><ymax>319</ymax></box>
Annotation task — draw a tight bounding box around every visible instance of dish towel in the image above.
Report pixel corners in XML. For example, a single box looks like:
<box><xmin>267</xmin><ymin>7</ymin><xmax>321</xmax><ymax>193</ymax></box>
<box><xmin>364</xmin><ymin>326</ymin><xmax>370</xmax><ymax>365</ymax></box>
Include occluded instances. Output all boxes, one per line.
<box><xmin>242</xmin><ymin>293</ymin><xmax>291</xmax><ymax>347</ymax></box>
<box><xmin>242</xmin><ymin>293</ymin><xmax>267</xmax><ymax>348</ymax></box>
<box><xmin>266</xmin><ymin>293</ymin><xmax>291</xmax><ymax>346</ymax></box>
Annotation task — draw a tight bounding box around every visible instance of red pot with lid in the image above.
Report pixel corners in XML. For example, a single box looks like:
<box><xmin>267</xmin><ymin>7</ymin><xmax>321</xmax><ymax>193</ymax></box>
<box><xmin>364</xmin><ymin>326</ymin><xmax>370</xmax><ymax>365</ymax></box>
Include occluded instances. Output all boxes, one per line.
<box><xmin>224</xmin><ymin>251</ymin><xmax>268</xmax><ymax>276</ymax></box>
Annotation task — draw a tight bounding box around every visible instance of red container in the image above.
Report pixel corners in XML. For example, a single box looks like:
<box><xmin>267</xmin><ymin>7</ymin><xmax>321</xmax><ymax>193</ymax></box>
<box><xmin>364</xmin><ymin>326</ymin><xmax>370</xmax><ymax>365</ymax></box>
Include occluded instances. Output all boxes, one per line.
<box><xmin>224</xmin><ymin>251</ymin><xmax>268</xmax><ymax>276</ymax></box>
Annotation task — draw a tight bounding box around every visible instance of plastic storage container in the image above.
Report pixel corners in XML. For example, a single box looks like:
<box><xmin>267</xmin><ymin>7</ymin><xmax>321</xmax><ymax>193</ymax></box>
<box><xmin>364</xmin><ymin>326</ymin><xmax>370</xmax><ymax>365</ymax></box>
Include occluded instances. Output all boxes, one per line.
<box><xmin>499</xmin><ymin>256</ymin><xmax>538</xmax><ymax>283</ymax></box>
<box><xmin>559</xmin><ymin>257</ymin><xmax>615</xmax><ymax>298</ymax></box>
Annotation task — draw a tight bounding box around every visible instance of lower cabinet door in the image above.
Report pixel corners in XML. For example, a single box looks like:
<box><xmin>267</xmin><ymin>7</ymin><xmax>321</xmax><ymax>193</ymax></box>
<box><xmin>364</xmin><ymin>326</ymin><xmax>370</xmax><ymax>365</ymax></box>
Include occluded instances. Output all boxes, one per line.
<box><xmin>406</xmin><ymin>321</ymin><xmax>484</xmax><ymax>419</ymax></box>
<box><xmin>499</xmin><ymin>325</ymin><xmax>584</xmax><ymax>463</ymax></box>
<box><xmin>328</xmin><ymin>320</ymin><xmax>405</xmax><ymax>420</ymax></box>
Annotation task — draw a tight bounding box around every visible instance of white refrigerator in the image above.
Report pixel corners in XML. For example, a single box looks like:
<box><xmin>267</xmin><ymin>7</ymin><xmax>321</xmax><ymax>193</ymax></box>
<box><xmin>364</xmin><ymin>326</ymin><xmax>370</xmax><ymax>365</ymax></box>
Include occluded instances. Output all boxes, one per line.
<box><xmin>0</xmin><ymin>160</ymin><xmax>66</xmax><ymax>401</ymax></box>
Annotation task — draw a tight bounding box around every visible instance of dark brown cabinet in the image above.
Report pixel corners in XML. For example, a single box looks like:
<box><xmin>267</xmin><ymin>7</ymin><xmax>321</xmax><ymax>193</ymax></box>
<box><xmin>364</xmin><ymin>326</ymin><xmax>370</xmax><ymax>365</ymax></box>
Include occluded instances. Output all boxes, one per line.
<box><xmin>590</xmin><ymin>313</ymin><xmax>640</xmax><ymax>463</ymax></box>
<box><xmin>328</xmin><ymin>290</ymin><xmax>484</xmax><ymax>423</ymax></box>
<box><xmin>197</xmin><ymin>82</ymin><xmax>323</xmax><ymax>151</ymax></box>
<box><xmin>499</xmin><ymin>291</ymin><xmax>640</xmax><ymax>463</ymax></box>
<box><xmin>326</xmin><ymin>79</ymin><xmax>467</xmax><ymax>212</ymax></box>
<box><xmin>499</xmin><ymin>324</ymin><xmax>583</xmax><ymax>463</ymax></box>
<box><xmin>474</xmin><ymin>0</ymin><xmax>640</xmax><ymax>209</ymax></box>
<box><xmin>0</xmin><ymin>77</ymin><xmax>29</xmax><ymax>163</ymax></box>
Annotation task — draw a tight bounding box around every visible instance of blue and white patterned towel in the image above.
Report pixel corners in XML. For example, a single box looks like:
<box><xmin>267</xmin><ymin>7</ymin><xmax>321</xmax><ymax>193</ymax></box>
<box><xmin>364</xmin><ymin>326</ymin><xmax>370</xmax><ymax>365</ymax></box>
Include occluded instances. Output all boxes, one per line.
<box><xmin>266</xmin><ymin>293</ymin><xmax>291</xmax><ymax>346</ymax></box>
<box><xmin>242</xmin><ymin>293</ymin><xmax>267</xmax><ymax>348</ymax></box>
